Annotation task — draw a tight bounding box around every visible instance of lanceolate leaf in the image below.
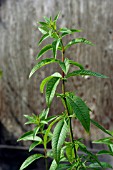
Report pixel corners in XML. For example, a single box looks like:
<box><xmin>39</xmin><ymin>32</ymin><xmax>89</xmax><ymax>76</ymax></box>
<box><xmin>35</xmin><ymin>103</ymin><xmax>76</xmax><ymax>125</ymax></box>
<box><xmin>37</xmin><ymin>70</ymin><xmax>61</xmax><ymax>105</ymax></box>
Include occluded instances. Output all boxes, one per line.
<box><xmin>90</xmin><ymin>119</ymin><xmax>112</xmax><ymax>136</ymax></box>
<box><xmin>58</xmin><ymin>58</ymin><xmax>70</xmax><ymax>74</ymax></box>
<box><xmin>46</xmin><ymin>77</ymin><xmax>61</xmax><ymax>106</ymax></box>
<box><xmin>52</xmin><ymin>39</ymin><xmax>60</xmax><ymax>58</ymax></box>
<box><xmin>66</xmin><ymin>69</ymin><xmax>108</xmax><ymax>78</ymax></box>
<box><xmin>29</xmin><ymin>58</ymin><xmax>58</xmax><ymax>78</ymax></box>
<box><xmin>36</xmin><ymin>44</ymin><xmax>52</xmax><ymax>60</ymax></box>
<box><xmin>49</xmin><ymin>159</ymin><xmax>57</xmax><ymax>170</ymax></box>
<box><xmin>40</xmin><ymin>72</ymin><xmax>62</xmax><ymax>93</ymax></box>
<box><xmin>38</xmin><ymin>26</ymin><xmax>49</xmax><ymax>34</ymax></box>
<box><xmin>17</xmin><ymin>131</ymin><xmax>42</xmax><ymax>142</ymax></box>
<box><xmin>54</xmin><ymin>13</ymin><xmax>60</xmax><ymax>21</ymax></box>
<box><xmin>69</xmin><ymin>60</ymin><xmax>84</xmax><ymax>70</ymax></box>
<box><xmin>52</xmin><ymin>119</ymin><xmax>68</xmax><ymax>163</ymax></box>
<box><xmin>93</xmin><ymin>137</ymin><xmax>113</xmax><ymax>145</ymax></box>
<box><xmin>38</xmin><ymin>34</ymin><xmax>49</xmax><ymax>46</ymax></box>
<box><xmin>40</xmin><ymin>76</ymin><xmax>53</xmax><ymax>93</ymax></box>
<box><xmin>59</xmin><ymin>28</ymin><xmax>81</xmax><ymax>37</ymax></box>
<box><xmin>29</xmin><ymin>141</ymin><xmax>42</xmax><ymax>152</ymax></box>
<box><xmin>19</xmin><ymin>154</ymin><xmax>44</xmax><ymax>170</ymax></box>
<box><xmin>66</xmin><ymin>93</ymin><xmax>90</xmax><ymax>132</ymax></box>
<box><xmin>65</xmin><ymin>38</ymin><xmax>94</xmax><ymax>50</ymax></box>
<box><xmin>97</xmin><ymin>150</ymin><xmax>113</xmax><ymax>156</ymax></box>
<box><xmin>44</xmin><ymin>116</ymin><xmax>61</xmax><ymax>149</ymax></box>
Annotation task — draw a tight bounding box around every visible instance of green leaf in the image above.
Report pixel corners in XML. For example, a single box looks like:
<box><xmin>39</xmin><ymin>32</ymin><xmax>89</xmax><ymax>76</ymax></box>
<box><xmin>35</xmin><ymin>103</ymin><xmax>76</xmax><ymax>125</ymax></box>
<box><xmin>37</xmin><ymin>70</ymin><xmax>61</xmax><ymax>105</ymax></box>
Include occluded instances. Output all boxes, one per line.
<box><xmin>40</xmin><ymin>76</ymin><xmax>53</xmax><ymax>93</ymax></box>
<box><xmin>109</xmin><ymin>144</ymin><xmax>113</xmax><ymax>152</ymax></box>
<box><xmin>66</xmin><ymin>144</ymin><xmax>74</xmax><ymax>163</ymax></box>
<box><xmin>49</xmin><ymin>159</ymin><xmax>57</xmax><ymax>170</ymax></box>
<box><xmin>58</xmin><ymin>58</ymin><xmax>70</xmax><ymax>74</ymax></box>
<box><xmin>52</xmin><ymin>119</ymin><xmax>68</xmax><ymax>163</ymax></box>
<box><xmin>89</xmin><ymin>162</ymin><xmax>112</xmax><ymax>169</ymax></box>
<box><xmin>93</xmin><ymin>137</ymin><xmax>113</xmax><ymax>145</ymax></box>
<box><xmin>52</xmin><ymin>39</ymin><xmax>60</xmax><ymax>58</ymax></box>
<box><xmin>90</xmin><ymin>119</ymin><xmax>112</xmax><ymax>136</ymax></box>
<box><xmin>17</xmin><ymin>131</ymin><xmax>42</xmax><ymax>142</ymax></box>
<box><xmin>19</xmin><ymin>154</ymin><xmax>44</xmax><ymax>170</ymax></box>
<box><xmin>29</xmin><ymin>58</ymin><xmax>58</xmax><ymax>78</ymax></box>
<box><xmin>44</xmin><ymin>16</ymin><xmax>50</xmax><ymax>23</ymax></box>
<box><xmin>97</xmin><ymin>150</ymin><xmax>113</xmax><ymax>156</ymax></box>
<box><xmin>38</xmin><ymin>21</ymin><xmax>48</xmax><ymax>27</ymax></box>
<box><xmin>38</xmin><ymin>33</ymin><xmax>49</xmax><ymax>46</ymax></box>
<box><xmin>44</xmin><ymin>116</ymin><xmax>61</xmax><ymax>149</ymax></box>
<box><xmin>46</xmin><ymin>77</ymin><xmax>61</xmax><ymax>106</ymax></box>
<box><xmin>66</xmin><ymin>93</ymin><xmax>90</xmax><ymax>132</ymax></box>
<box><xmin>69</xmin><ymin>60</ymin><xmax>84</xmax><ymax>70</ymax></box>
<box><xmin>36</xmin><ymin>44</ymin><xmax>52</xmax><ymax>60</ymax></box>
<box><xmin>38</xmin><ymin>26</ymin><xmax>49</xmax><ymax>34</ymax></box>
<box><xmin>33</xmin><ymin>126</ymin><xmax>40</xmax><ymax>139</ymax></box>
<box><xmin>29</xmin><ymin>141</ymin><xmax>42</xmax><ymax>152</ymax></box>
<box><xmin>66</xmin><ymin>69</ymin><xmax>108</xmax><ymax>78</ymax></box>
<box><xmin>65</xmin><ymin>38</ymin><xmax>94</xmax><ymax>50</ymax></box>
<box><xmin>40</xmin><ymin>72</ymin><xmax>62</xmax><ymax>93</ymax></box>
<box><xmin>0</xmin><ymin>69</ymin><xmax>3</xmax><ymax>78</ymax></box>
<box><xmin>59</xmin><ymin>28</ymin><xmax>81</xmax><ymax>37</ymax></box>
<box><xmin>54</xmin><ymin>13</ymin><xmax>60</xmax><ymax>21</ymax></box>
<box><xmin>39</xmin><ymin>108</ymin><xmax>49</xmax><ymax>119</ymax></box>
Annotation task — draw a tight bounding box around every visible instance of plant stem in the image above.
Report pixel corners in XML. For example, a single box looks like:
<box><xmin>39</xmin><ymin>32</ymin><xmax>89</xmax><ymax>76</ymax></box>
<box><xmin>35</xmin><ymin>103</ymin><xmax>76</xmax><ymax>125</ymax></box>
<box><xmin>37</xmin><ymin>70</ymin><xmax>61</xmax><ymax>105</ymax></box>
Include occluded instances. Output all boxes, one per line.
<box><xmin>61</xmin><ymin>41</ymin><xmax>77</xmax><ymax>160</ymax></box>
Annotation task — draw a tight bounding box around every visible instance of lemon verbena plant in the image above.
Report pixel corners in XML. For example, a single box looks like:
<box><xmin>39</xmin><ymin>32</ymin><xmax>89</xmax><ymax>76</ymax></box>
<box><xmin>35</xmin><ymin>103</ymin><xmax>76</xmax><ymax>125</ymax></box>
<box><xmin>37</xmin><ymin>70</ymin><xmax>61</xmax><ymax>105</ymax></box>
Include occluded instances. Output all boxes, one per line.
<box><xmin>18</xmin><ymin>14</ymin><xmax>113</xmax><ymax>170</ymax></box>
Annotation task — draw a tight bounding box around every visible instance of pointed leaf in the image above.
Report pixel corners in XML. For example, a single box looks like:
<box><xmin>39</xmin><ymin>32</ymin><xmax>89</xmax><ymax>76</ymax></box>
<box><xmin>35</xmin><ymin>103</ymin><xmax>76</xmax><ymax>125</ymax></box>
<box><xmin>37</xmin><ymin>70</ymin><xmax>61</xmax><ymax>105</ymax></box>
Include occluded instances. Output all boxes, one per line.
<box><xmin>97</xmin><ymin>150</ymin><xmax>113</xmax><ymax>156</ymax></box>
<box><xmin>66</xmin><ymin>69</ymin><xmax>108</xmax><ymax>78</ymax></box>
<box><xmin>33</xmin><ymin>126</ymin><xmax>40</xmax><ymax>138</ymax></box>
<box><xmin>29</xmin><ymin>58</ymin><xmax>58</xmax><ymax>78</ymax></box>
<box><xmin>38</xmin><ymin>26</ymin><xmax>49</xmax><ymax>34</ymax></box>
<box><xmin>44</xmin><ymin>16</ymin><xmax>50</xmax><ymax>23</ymax></box>
<box><xmin>36</xmin><ymin>44</ymin><xmax>52</xmax><ymax>60</ymax></box>
<box><xmin>69</xmin><ymin>60</ymin><xmax>84</xmax><ymax>70</ymax></box>
<box><xmin>40</xmin><ymin>72</ymin><xmax>61</xmax><ymax>93</ymax></box>
<box><xmin>52</xmin><ymin>39</ymin><xmax>60</xmax><ymax>58</ymax></box>
<box><xmin>66</xmin><ymin>93</ymin><xmax>90</xmax><ymax>132</ymax></box>
<box><xmin>93</xmin><ymin>137</ymin><xmax>113</xmax><ymax>145</ymax></box>
<box><xmin>52</xmin><ymin>119</ymin><xmax>68</xmax><ymax>163</ymax></box>
<box><xmin>46</xmin><ymin>77</ymin><xmax>60</xmax><ymax>106</ymax></box>
<box><xmin>49</xmin><ymin>159</ymin><xmax>57</xmax><ymax>170</ymax></box>
<box><xmin>38</xmin><ymin>34</ymin><xmax>49</xmax><ymax>46</ymax></box>
<box><xmin>44</xmin><ymin>116</ymin><xmax>61</xmax><ymax>149</ymax></box>
<box><xmin>65</xmin><ymin>38</ymin><xmax>94</xmax><ymax>50</ymax></box>
<box><xmin>29</xmin><ymin>141</ymin><xmax>42</xmax><ymax>152</ymax></box>
<box><xmin>58</xmin><ymin>58</ymin><xmax>70</xmax><ymax>74</ymax></box>
<box><xmin>19</xmin><ymin>154</ymin><xmax>44</xmax><ymax>170</ymax></box>
<box><xmin>54</xmin><ymin>13</ymin><xmax>60</xmax><ymax>21</ymax></box>
<box><xmin>17</xmin><ymin>131</ymin><xmax>42</xmax><ymax>142</ymax></box>
<box><xmin>91</xmin><ymin>119</ymin><xmax>112</xmax><ymax>136</ymax></box>
<box><xmin>60</xmin><ymin>28</ymin><xmax>81</xmax><ymax>37</ymax></box>
<box><xmin>39</xmin><ymin>108</ymin><xmax>49</xmax><ymax>119</ymax></box>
